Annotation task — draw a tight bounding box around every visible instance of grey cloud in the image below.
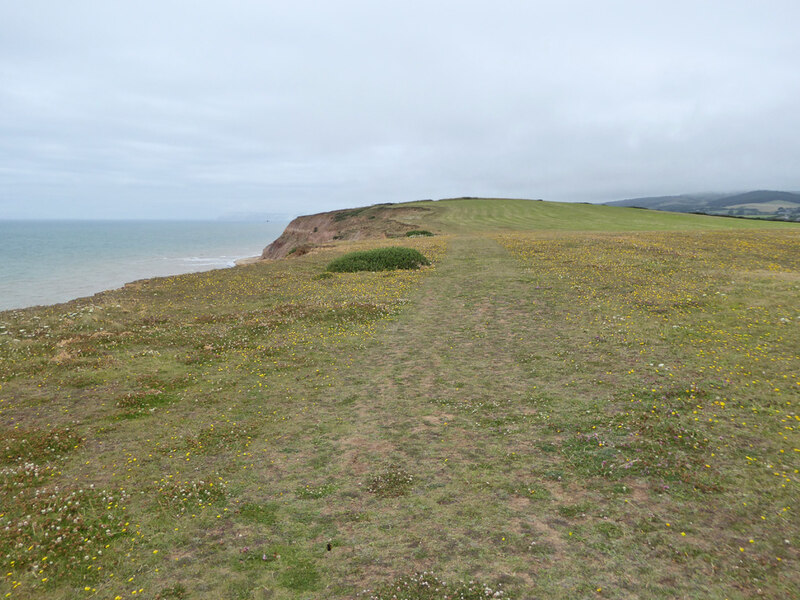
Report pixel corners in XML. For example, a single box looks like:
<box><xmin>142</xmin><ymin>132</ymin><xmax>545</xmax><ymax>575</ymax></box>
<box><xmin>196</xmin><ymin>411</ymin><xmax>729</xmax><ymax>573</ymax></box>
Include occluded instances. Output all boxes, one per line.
<box><xmin>2</xmin><ymin>1</ymin><xmax>799</xmax><ymax>218</ymax></box>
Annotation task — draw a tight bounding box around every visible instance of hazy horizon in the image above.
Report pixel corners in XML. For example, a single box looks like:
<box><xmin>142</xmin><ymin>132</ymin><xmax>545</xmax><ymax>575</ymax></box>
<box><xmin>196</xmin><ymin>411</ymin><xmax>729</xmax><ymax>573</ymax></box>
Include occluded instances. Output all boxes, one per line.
<box><xmin>5</xmin><ymin>190</ymin><xmax>800</xmax><ymax>222</ymax></box>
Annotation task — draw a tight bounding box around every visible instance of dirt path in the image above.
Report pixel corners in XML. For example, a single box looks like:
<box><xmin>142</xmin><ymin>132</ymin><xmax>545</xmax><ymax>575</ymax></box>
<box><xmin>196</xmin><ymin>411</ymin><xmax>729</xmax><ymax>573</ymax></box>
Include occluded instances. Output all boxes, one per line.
<box><xmin>323</xmin><ymin>235</ymin><xmax>580</xmax><ymax>591</ymax></box>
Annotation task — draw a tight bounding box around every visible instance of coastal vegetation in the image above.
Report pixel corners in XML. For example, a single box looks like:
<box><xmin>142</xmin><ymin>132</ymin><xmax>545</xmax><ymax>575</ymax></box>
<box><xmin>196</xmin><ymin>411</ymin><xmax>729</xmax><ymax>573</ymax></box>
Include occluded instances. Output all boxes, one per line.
<box><xmin>1</xmin><ymin>199</ymin><xmax>798</xmax><ymax>599</ymax></box>
<box><xmin>326</xmin><ymin>247</ymin><xmax>430</xmax><ymax>273</ymax></box>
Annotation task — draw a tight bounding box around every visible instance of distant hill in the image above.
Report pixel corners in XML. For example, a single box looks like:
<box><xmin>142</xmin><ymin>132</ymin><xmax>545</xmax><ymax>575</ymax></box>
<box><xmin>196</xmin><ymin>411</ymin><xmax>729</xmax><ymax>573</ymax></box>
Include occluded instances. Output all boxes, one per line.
<box><xmin>606</xmin><ymin>190</ymin><xmax>800</xmax><ymax>221</ymax></box>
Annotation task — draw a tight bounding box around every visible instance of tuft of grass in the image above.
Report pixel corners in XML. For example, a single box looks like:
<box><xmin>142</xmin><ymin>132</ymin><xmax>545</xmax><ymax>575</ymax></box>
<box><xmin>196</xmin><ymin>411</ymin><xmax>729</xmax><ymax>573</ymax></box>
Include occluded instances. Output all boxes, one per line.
<box><xmin>181</xmin><ymin>421</ymin><xmax>255</xmax><ymax>454</ymax></box>
<box><xmin>115</xmin><ymin>390</ymin><xmax>175</xmax><ymax>419</ymax></box>
<box><xmin>326</xmin><ymin>247</ymin><xmax>430</xmax><ymax>273</ymax></box>
<box><xmin>237</xmin><ymin>544</ymin><xmax>321</xmax><ymax>592</ymax></box>
<box><xmin>0</xmin><ymin>461</ymin><xmax>58</xmax><ymax>491</ymax></box>
<box><xmin>366</xmin><ymin>464</ymin><xmax>414</xmax><ymax>498</ymax></box>
<box><xmin>405</xmin><ymin>229</ymin><xmax>434</xmax><ymax>237</ymax></box>
<box><xmin>277</xmin><ymin>557</ymin><xmax>320</xmax><ymax>591</ymax></box>
<box><xmin>155</xmin><ymin>478</ymin><xmax>228</xmax><ymax>514</ymax></box>
<box><xmin>0</xmin><ymin>486</ymin><xmax>130</xmax><ymax>585</ymax></box>
<box><xmin>237</xmin><ymin>501</ymin><xmax>279</xmax><ymax>525</ymax></box>
<box><xmin>156</xmin><ymin>584</ymin><xmax>188</xmax><ymax>599</ymax></box>
<box><xmin>361</xmin><ymin>572</ymin><xmax>511</xmax><ymax>600</ymax></box>
<box><xmin>557</xmin><ymin>503</ymin><xmax>592</xmax><ymax>519</ymax></box>
<box><xmin>296</xmin><ymin>482</ymin><xmax>336</xmax><ymax>499</ymax></box>
<box><xmin>0</xmin><ymin>427</ymin><xmax>83</xmax><ymax>465</ymax></box>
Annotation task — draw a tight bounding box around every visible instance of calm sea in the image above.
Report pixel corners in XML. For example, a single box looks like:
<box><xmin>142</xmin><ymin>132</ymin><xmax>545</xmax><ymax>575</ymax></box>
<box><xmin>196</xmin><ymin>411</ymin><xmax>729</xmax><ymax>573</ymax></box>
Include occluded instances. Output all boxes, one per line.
<box><xmin>0</xmin><ymin>220</ymin><xmax>288</xmax><ymax>311</ymax></box>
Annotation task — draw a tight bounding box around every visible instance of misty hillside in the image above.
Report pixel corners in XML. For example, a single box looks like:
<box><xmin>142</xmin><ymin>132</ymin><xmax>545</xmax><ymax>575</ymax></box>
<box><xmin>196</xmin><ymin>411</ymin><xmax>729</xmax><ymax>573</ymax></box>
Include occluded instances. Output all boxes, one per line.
<box><xmin>606</xmin><ymin>190</ymin><xmax>800</xmax><ymax>220</ymax></box>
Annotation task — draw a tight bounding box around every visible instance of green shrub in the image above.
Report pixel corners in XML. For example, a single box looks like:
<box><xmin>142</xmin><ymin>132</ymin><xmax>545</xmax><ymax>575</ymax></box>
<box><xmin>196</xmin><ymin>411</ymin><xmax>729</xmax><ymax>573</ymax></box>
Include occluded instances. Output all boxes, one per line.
<box><xmin>326</xmin><ymin>247</ymin><xmax>430</xmax><ymax>273</ymax></box>
<box><xmin>405</xmin><ymin>229</ymin><xmax>433</xmax><ymax>237</ymax></box>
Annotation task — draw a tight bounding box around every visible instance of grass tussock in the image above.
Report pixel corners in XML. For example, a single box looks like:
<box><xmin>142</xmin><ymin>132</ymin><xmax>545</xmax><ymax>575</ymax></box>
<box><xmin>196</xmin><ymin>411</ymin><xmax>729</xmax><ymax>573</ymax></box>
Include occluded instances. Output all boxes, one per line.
<box><xmin>0</xmin><ymin>486</ymin><xmax>130</xmax><ymax>586</ymax></box>
<box><xmin>326</xmin><ymin>247</ymin><xmax>430</xmax><ymax>272</ymax></box>
<box><xmin>361</xmin><ymin>572</ymin><xmax>510</xmax><ymax>600</ymax></box>
<box><xmin>366</xmin><ymin>464</ymin><xmax>414</xmax><ymax>498</ymax></box>
<box><xmin>0</xmin><ymin>427</ymin><xmax>83</xmax><ymax>464</ymax></box>
<box><xmin>155</xmin><ymin>478</ymin><xmax>228</xmax><ymax>515</ymax></box>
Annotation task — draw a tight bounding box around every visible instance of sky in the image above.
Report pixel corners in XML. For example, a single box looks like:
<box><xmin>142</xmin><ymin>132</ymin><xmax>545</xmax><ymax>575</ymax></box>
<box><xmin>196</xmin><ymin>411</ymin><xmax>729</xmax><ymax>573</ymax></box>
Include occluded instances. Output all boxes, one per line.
<box><xmin>2</xmin><ymin>1</ymin><xmax>799</xmax><ymax>219</ymax></box>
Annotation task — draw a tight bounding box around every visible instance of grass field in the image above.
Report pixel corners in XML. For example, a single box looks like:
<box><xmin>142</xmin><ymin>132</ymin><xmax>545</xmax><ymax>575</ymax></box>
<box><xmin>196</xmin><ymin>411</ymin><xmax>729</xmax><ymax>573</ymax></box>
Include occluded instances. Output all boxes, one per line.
<box><xmin>409</xmin><ymin>197</ymin><xmax>800</xmax><ymax>233</ymax></box>
<box><xmin>1</xmin><ymin>199</ymin><xmax>799</xmax><ymax>599</ymax></box>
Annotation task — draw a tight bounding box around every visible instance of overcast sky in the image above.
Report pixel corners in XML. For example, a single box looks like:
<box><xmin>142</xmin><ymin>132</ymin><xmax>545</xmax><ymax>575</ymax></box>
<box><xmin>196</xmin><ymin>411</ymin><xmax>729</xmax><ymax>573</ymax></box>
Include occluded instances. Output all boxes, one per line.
<box><xmin>2</xmin><ymin>1</ymin><xmax>799</xmax><ymax>219</ymax></box>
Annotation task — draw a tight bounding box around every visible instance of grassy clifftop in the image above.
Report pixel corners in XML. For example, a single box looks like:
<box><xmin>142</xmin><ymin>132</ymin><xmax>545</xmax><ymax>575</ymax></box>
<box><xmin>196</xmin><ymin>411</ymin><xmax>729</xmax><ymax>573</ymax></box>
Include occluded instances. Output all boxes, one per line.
<box><xmin>1</xmin><ymin>199</ymin><xmax>799</xmax><ymax>599</ymax></box>
<box><xmin>411</xmin><ymin>197</ymin><xmax>799</xmax><ymax>232</ymax></box>
<box><xmin>263</xmin><ymin>198</ymin><xmax>793</xmax><ymax>261</ymax></box>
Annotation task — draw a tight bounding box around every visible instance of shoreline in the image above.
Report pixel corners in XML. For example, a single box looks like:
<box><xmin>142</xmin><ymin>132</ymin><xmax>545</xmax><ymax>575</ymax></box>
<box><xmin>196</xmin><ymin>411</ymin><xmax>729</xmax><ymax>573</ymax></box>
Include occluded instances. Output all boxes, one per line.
<box><xmin>234</xmin><ymin>255</ymin><xmax>263</xmax><ymax>266</ymax></box>
<box><xmin>0</xmin><ymin>220</ymin><xmax>290</xmax><ymax>313</ymax></box>
<box><xmin>1</xmin><ymin>256</ymin><xmax>267</xmax><ymax>313</ymax></box>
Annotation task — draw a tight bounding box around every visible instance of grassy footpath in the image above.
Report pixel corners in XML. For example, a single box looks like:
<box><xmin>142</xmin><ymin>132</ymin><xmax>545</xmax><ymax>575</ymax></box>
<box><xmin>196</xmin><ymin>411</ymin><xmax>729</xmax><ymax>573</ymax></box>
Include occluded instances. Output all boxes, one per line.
<box><xmin>1</xmin><ymin>200</ymin><xmax>799</xmax><ymax>599</ymax></box>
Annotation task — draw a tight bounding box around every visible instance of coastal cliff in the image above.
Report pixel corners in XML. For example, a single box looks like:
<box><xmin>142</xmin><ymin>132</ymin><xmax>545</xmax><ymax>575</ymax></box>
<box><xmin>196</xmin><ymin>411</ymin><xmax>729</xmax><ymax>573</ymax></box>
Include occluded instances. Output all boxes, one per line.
<box><xmin>261</xmin><ymin>204</ymin><xmax>432</xmax><ymax>259</ymax></box>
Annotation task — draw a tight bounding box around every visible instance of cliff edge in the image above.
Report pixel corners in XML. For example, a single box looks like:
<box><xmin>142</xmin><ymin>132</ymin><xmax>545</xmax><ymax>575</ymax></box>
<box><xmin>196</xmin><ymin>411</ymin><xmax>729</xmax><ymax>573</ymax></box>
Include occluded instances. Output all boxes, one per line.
<box><xmin>261</xmin><ymin>204</ymin><xmax>432</xmax><ymax>259</ymax></box>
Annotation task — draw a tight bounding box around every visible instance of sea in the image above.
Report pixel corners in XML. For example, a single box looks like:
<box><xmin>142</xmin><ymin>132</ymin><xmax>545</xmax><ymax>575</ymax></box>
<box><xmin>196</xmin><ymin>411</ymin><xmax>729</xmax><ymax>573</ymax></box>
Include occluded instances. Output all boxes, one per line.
<box><xmin>0</xmin><ymin>220</ymin><xmax>288</xmax><ymax>312</ymax></box>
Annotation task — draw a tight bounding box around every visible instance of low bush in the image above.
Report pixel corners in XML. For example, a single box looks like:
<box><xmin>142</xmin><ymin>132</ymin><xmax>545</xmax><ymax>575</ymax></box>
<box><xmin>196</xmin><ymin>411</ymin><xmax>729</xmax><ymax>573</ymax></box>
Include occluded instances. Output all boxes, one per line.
<box><xmin>405</xmin><ymin>229</ymin><xmax>433</xmax><ymax>237</ymax></box>
<box><xmin>326</xmin><ymin>247</ymin><xmax>430</xmax><ymax>273</ymax></box>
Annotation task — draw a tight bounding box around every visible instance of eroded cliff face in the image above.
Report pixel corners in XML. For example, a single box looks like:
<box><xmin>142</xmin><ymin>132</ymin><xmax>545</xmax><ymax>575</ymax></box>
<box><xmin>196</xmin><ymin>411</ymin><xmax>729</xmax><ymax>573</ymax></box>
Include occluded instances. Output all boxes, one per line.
<box><xmin>261</xmin><ymin>204</ymin><xmax>432</xmax><ymax>259</ymax></box>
